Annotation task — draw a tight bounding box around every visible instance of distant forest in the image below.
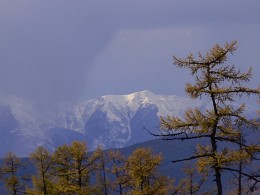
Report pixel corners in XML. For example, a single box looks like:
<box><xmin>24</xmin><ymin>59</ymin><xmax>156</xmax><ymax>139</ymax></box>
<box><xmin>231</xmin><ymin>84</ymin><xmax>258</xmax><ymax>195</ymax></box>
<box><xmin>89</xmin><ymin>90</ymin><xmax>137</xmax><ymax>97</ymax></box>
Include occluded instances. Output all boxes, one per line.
<box><xmin>0</xmin><ymin>141</ymin><xmax>176</xmax><ymax>195</ymax></box>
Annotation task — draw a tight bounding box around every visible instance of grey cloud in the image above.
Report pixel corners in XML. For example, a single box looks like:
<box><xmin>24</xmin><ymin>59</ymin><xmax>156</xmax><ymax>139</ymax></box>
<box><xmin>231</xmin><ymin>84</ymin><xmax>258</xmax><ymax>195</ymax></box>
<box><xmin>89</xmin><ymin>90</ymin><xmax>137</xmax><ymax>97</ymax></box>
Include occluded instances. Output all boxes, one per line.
<box><xmin>0</xmin><ymin>0</ymin><xmax>259</xmax><ymax>103</ymax></box>
<box><xmin>0</xmin><ymin>1</ymin><xmax>116</xmax><ymax>102</ymax></box>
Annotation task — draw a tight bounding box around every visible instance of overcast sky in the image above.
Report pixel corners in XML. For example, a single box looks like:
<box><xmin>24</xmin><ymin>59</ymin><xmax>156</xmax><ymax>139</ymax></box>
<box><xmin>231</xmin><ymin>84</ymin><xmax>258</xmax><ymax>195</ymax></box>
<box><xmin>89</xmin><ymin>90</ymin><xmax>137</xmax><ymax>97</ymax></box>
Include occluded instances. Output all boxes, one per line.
<box><xmin>0</xmin><ymin>0</ymin><xmax>259</xmax><ymax>105</ymax></box>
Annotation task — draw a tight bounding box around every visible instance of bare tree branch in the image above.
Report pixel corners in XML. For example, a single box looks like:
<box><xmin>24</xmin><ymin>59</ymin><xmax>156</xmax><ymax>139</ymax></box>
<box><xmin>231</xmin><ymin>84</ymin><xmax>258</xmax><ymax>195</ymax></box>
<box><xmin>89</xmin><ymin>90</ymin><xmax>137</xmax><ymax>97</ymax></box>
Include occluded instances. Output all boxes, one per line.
<box><xmin>171</xmin><ymin>154</ymin><xmax>213</xmax><ymax>164</ymax></box>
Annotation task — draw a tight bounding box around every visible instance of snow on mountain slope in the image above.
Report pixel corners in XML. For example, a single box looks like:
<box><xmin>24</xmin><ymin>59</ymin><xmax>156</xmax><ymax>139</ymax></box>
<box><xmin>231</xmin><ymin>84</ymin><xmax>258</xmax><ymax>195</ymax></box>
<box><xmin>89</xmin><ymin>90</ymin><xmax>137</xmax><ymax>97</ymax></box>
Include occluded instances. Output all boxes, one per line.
<box><xmin>0</xmin><ymin>90</ymin><xmax>257</xmax><ymax>157</ymax></box>
<box><xmin>90</xmin><ymin>90</ymin><xmax>202</xmax><ymax>120</ymax></box>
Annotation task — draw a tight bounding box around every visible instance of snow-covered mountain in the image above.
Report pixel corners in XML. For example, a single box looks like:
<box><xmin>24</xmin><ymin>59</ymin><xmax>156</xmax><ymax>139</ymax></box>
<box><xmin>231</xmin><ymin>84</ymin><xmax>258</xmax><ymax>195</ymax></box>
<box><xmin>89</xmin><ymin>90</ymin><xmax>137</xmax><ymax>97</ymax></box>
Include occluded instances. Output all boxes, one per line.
<box><xmin>0</xmin><ymin>90</ymin><xmax>257</xmax><ymax>157</ymax></box>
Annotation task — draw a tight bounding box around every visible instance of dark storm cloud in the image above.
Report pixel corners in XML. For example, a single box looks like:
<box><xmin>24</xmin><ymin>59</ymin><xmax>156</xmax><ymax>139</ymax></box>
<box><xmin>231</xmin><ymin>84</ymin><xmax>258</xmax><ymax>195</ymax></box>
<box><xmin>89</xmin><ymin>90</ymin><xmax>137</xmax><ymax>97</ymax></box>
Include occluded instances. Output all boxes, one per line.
<box><xmin>0</xmin><ymin>0</ymin><xmax>259</xmax><ymax>102</ymax></box>
<box><xmin>0</xmin><ymin>1</ymin><xmax>116</xmax><ymax>102</ymax></box>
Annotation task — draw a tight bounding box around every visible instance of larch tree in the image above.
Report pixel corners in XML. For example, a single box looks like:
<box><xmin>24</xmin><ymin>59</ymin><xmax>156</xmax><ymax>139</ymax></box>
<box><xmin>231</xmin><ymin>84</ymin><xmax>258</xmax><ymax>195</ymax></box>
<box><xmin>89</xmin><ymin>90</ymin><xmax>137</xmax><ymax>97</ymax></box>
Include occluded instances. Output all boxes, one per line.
<box><xmin>159</xmin><ymin>41</ymin><xmax>260</xmax><ymax>195</ymax></box>
<box><xmin>91</xmin><ymin>147</ymin><xmax>110</xmax><ymax>195</ymax></box>
<box><xmin>228</xmin><ymin>129</ymin><xmax>255</xmax><ymax>195</ymax></box>
<box><xmin>0</xmin><ymin>152</ymin><xmax>28</xmax><ymax>195</ymax></box>
<box><xmin>108</xmin><ymin>150</ymin><xmax>130</xmax><ymax>195</ymax></box>
<box><xmin>177</xmin><ymin>162</ymin><xmax>211</xmax><ymax>195</ymax></box>
<box><xmin>27</xmin><ymin>146</ymin><xmax>54</xmax><ymax>195</ymax></box>
<box><xmin>51</xmin><ymin>144</ymin><xmax>75</xmax><ymax>194</ymax></box>
<box><xmin>125</xmin><ymin>147</ymin><xmax>173</xmax><ymax>195</ymax></box>
<box><xmin>67</xmin><ymin>141</ymin><xmax>99</xmax><ymax>195</ymax></box>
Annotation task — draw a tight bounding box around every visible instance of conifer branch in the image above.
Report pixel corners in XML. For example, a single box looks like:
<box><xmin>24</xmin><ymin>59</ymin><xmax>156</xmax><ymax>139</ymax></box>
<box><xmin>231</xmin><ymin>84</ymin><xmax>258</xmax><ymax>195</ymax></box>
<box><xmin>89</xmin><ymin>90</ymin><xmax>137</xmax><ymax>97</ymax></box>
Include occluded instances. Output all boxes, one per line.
<box><xmin>161</xmin><ymin>134</ymin><xmax>210</xmax><ymax>141</ymax></box>
<box><xmin>220</xmin><ymin>167</ymin><xmax>260</xmax><ymax>182</ymax></box>
<box><xmin>171</xmin><ymin>154</ymin><xmax>213</xmax><ymax>163</ymax></box>
<box><xmin>160</xmin><ymin>40</ymin><xmax>259</xmax><ymax>195</ymax></box>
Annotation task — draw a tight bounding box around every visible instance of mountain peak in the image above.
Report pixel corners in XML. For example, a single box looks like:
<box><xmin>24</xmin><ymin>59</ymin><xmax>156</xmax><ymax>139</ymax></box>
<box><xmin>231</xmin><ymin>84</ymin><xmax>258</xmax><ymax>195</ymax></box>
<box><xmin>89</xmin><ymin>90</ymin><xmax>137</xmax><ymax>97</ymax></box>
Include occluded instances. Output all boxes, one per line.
<box><xmin>133</xmin><ymin>90</ymin><xmax>154</xmax><ymax>96</ymax></box>
<box><xmin>1</xmin><ymin>90</ymin><xmax>257</xmax><ymax>156</ymax></box>
<box><xmin>123</xmin><ymin>90</ymin><xmax>154</xmax><ymax>102</ymax></box>
<box><xmin>100</xmin><ymin>90</ymin><xmax>154</xmax><ymax>105</ymax></box>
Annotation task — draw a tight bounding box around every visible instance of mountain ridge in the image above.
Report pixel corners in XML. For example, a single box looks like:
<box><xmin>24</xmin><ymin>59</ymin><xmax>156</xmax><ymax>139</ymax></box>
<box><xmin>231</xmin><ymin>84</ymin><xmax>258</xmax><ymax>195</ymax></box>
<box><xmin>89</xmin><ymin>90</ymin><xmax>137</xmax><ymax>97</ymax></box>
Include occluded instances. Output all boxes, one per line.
<box><xmin>0</xmin><ymin>90</ymin><xmax>257</xmax><ymax>157</ymax></box>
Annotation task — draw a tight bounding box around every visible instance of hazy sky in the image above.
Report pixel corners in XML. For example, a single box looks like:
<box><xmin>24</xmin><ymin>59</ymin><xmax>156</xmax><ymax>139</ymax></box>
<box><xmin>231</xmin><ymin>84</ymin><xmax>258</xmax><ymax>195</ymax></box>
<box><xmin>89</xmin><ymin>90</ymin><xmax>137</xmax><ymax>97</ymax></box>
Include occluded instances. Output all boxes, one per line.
<box><xmin>0</xmin><ymin>0</ymin><xmax>259</xmax><ymax>104</ymax></box>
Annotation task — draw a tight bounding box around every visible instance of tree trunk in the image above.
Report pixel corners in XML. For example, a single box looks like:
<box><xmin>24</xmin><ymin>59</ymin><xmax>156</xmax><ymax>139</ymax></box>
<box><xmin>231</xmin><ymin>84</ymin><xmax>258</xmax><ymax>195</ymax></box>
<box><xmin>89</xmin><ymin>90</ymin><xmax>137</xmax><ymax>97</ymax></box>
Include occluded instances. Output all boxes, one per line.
<box><xmin>211</xmin><ymin>136</ymin><xmax>222</xmax><ymax>195</ymax></box>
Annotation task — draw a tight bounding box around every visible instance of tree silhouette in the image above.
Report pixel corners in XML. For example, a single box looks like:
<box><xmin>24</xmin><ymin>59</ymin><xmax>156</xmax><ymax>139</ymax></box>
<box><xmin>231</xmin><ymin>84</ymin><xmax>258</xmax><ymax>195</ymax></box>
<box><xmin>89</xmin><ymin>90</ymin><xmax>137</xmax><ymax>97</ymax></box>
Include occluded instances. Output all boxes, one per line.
<box><xmin>0</xmin><ymin>153</ymin><xmax>28</xmax><ymax>195</ymax></box>
<box><xmin>158</xmin><ymin>41</ymin><xmax>259</xmax><ymax>194</ymax></box>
